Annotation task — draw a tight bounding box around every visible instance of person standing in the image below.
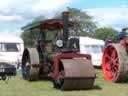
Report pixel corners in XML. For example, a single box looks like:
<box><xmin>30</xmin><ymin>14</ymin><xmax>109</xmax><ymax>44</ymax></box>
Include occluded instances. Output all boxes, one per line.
<box><xmin>118</xmin><ymin>28</ymin><xmax>128</xmax><ymax>47</ymax></box>
<box><xmin>118</xmin><ymin>28</ymin><xmax>128</xmax><ymax>40</ymax></box>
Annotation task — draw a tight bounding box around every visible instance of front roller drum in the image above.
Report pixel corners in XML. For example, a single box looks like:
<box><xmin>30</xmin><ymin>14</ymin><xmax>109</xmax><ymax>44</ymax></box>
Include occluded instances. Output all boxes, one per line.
<box><xmin>102</xmin><ymin>44</ymin><xmax>128</xmax><ymax>82</ymax></box>
<box><xmin>22</xmin><ymin>48</ymin><xmax>40</xmax><ymax>81</ymax></box>
<box><xmin>53</xmin><ymin>59</ymin><xmax>95</xmax><ymax>90</ymax></box>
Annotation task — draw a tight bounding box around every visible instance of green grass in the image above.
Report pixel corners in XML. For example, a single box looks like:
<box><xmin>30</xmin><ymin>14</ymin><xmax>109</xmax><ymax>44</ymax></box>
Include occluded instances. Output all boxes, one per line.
<box><xmin>0</xmin><ymin>69</ymin><xmax>128</xmax><ymax>96</ymax></box>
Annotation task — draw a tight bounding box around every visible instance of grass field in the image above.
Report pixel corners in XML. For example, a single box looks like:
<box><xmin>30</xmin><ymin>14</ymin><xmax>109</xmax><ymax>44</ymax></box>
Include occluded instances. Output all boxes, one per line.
<box><xmin>0</xmin><ymin>69</ymin><xmax>128</xmax><ymax>96</ymax></box>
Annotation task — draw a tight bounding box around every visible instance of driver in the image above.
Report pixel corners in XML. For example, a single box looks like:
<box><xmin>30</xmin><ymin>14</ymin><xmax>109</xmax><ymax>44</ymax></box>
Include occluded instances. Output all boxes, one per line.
<box><xmin>118</xmin><ymin>28</ymin><xmax>128</xmax><ymax>47</ymax></box>
<box><xmin>119</xmin><ymin>28</ymin><xmax>128</xmax><ymax>40</ymax></box>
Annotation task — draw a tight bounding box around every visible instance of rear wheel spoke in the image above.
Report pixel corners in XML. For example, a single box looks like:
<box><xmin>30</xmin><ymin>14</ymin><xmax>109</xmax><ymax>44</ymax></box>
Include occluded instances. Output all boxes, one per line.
<box><xmin>105</xmin><ymin>63</ymin><xmax>111</xmax><ymax>71</ymax></box>
<box><xmin>105</xmin><ymin>54</ymin><xmax>111</xmax><ymax>60</ymax></box>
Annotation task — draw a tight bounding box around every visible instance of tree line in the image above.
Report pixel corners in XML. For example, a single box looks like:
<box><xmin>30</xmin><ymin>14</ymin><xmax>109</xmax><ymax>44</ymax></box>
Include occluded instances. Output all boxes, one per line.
<box><xmin>21</xmin><ymin>7</ymin><xmax>119</xmax><ymax>47</ymax></box>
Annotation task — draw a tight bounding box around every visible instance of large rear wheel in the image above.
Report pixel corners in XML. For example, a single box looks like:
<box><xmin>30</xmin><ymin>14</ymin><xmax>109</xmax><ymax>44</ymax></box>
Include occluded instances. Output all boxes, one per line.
<box><xmin>22</xmin><ymin>48</ymin><xmax>40</xmax><ymax>81</ymax></box>
<box><xmin>102</xmin><ymin>44</ymin><xmax>128</xmax><ymax>82</ymax></box>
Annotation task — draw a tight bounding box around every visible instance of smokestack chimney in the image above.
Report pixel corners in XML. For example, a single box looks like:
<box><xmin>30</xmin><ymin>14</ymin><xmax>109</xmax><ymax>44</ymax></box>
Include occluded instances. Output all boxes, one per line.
<box><xmin>62</xmin><ymin>12</ymin><xmax>69</xmax><ymax>48</ymax></box>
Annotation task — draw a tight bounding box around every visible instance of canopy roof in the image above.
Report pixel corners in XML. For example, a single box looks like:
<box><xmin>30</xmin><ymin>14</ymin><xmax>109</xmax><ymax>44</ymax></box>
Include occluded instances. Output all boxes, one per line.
<box><xmin>22</xmin><ymin>19</ymin><xmax>74</xmax><ymax>31</ymax></box>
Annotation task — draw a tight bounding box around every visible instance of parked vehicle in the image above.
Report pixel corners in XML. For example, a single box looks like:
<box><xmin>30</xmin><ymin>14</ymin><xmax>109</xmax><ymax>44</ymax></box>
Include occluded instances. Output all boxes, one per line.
<box><xmin>0</xmin><ymin>34</ymin><xmax>24</xmax><ymax>68</ymax></box>
<box><xmin>21</xmin><ymin>12</ymin><xmax>95</xmax><ymax>90</ymax></box>
<box><xmin>79</xmin><ymin>37</ymin><xmax>105</xmax><ymax>67</ymax></box>
<box><xmin>102</xmin><ymin>28</ymin><xmax>128</xmax><ymax>82</ymax></box>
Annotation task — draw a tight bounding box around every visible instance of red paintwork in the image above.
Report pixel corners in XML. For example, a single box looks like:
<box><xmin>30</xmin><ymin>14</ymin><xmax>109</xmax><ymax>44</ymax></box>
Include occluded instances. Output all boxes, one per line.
<box><xmin>102</xmin><ymin>44</ymin><xmax>119</xmax><ymax>81</ymax></box>
<box><xmin>48</xmin><ymin>53</ymin><xmax>91</xmax><ymax>78</ymax></box>
<box><xmin>39</xmin><ymin>19</ymin><xmax>74</xmax><ymax>31</ymax></box>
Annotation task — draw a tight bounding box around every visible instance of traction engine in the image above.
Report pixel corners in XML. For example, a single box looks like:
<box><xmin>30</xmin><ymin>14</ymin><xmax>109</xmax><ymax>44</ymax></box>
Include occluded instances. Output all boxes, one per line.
<box><xmin>102</xmin><ymin>28</ymin><xmax>128</xmax><ymax>82</ymax></box>
<box><xmin>21</xmin><ymin>12</ymin><xmax>96</xmax><ymax>90</ymax></box>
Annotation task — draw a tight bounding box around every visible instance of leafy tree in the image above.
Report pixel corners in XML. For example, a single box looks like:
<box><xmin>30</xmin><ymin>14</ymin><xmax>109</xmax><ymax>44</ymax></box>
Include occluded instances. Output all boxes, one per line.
<box><xmin>32</xmin><ymin>15</ymin><xmax>46</xmax><ymax>22</ymax></box>
<box><xmin>21</xmin><ymin>30</ymin><xmax>38</xmax><ymax>47</ymax></box>
<box><xmin>94</xmin><ymin>27</ymin><xmax>119</xmax><ymax>42</ymax></box>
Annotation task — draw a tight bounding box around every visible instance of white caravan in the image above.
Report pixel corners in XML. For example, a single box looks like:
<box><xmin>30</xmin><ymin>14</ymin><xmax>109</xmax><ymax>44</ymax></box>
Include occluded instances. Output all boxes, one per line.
<box><xmin>79</xmin><ymin>37</ymin><xmax>104</xmax><ymax>67</ymax></box>
<box><xmin>0</xmin><ymin>34</ymin><xmax>24</xmax><ymax>68</ymax></box>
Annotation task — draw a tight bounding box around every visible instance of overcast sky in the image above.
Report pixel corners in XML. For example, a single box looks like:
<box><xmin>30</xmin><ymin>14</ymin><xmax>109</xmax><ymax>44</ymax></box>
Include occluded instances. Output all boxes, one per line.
<box><xmin>0</xmin><ymin>0</ymin><xmax>128</xmax><ymax>36</ymax></box>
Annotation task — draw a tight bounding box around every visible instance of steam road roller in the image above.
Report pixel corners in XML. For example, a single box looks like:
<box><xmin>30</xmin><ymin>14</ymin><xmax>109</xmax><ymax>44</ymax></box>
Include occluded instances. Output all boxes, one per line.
<box><xmin>102</xmin><ymin>28</ymin><xmax>128</xmax><ymax>82</ymax></box>
<box><xmin>21</xmin><ymin>12</ymin><xmax>95</xmax><ymax>90</ymax></box>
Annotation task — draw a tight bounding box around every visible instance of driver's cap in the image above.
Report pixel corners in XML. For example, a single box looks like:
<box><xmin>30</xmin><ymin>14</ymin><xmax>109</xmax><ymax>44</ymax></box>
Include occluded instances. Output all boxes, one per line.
<box><xmin>122</xmin><ymin>27</ymin><xmax>128</xmax><ymax>31</ymax></box>
<box><xmin>122</xmin><ymin>27</ymin><xmax>128</xmax><ymax>36</ymax></box>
